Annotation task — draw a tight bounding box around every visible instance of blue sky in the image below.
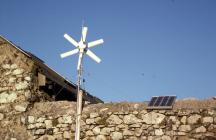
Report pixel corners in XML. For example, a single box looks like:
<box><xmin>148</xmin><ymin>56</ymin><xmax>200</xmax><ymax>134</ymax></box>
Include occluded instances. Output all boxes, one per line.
<box><xmin>1</xmin><ymin>0</ymin><xmax>216</xmax><ymax>102</ymax></box>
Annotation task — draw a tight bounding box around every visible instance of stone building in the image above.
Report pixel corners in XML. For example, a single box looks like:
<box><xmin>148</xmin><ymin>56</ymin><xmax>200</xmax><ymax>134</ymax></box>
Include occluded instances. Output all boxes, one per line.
<box><xmin>0</xmin><ymin>35</ymin><xmax>103</xmax><ymax>104</ymax></box>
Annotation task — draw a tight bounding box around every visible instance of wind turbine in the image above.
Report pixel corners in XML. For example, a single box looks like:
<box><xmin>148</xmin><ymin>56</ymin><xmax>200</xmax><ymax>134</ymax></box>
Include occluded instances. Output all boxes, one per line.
<box><xmin>60</xmin><ymin>26</ymin><xmax>104</xmax><ymax>140</ymax></box>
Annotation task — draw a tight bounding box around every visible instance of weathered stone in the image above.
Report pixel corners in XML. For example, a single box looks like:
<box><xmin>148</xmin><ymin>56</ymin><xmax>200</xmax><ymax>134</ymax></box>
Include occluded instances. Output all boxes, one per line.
<box><xmin>58</xmin><ymin>116</ymin><xmax>72</xmax><ymax>124</ymax></box>
<box><xmin>35</xmin><ymin>129</ymin><xmax>46</xmax><ymax>135</ymax></box>
<box><xmin>134</xmin><ymin>128</ymin><xmax>142</xmax><ymax>137</ymax></box>
<box><xmin>0</xmin><ymin>92</ymin><xmax>17</xmax><ymax>103</ymax></box>
<box><xmin>207</xmin><ymin>109</ymin><xmax>215</xmax><ymax>115</ymax></box>
<box><xmin>100</xmin><ymin>127</ymin><xmax>115</xmax><ymax>135</ymax></box>
<box><xmin>141</xmin><ymin>136</ymin><xmax>147</xmax><ymax>140</ymax></box>
<box><xmin>8</xmin><ymin>77</ymin><xmax>16</xmax><ymax>83</ymax></box>
<box><xmin>100</xmin><ymin>108</ymin><xmax>108</xmax><ymax>112</ymax></box>
<box><xmin>12</xmin><ymin>68</ymin><xmax>24</xmax><ymax>75</ymax></box>
<box><xmin>24</xmin><ymin>76</ymin><xmax>31</xmax><ymax>81</ymax></box>
<box><xmin>129</xmin><ymin>123</ymin><xmax>141</xmax><ymax>128</ymax></box>
<box><xmin>123</xmin><ymin>114</ymin><xmax>141</xmax><ymax>124</ymax></box>
<box><xmin>147</xmin><ymin>136</ymin><xmax>153</xmax><ymax>140</ymax></box>
<box><xmin>0</xmin><ymin>87</ymin><xmax>9</xmax><ymax>92</ymax></box>
<box><xmin>111</xmin><ymin>132</ymin><xmax>123</xmax><ymax>140</ymax></box>
<box><xmin>86</xmin><ymin>118</ymin><xmax>95</xmax><ymax>124</ymax></box>
<box><xmin>128</xmin><ymin>136</ymin><xmax>138</xmax><ymax>140</ymax></box>
<box><xmin>60</xmin><ymin>127</ymin><xmax>69</xmax><ymax>131</ymax></box>
<box><xmin>14</xmin><ymin>103</ymin><xmax>28</xmax><ymax>112</ymax></box>
<box><xmin>140</xmin><ymin>110</ymin><xmax>147</xmax><ymax>114</ymax></box>
<box><xmin>4</xmin><ymin>71</ymin><xmax>11</xmax><ymax>76</ymax></box>
<box><xmin>96</xmin><ymin>135</ymin><xmax>106</xmax><ymax>140</ymax></box>
<box><xmin>114</xmin><ymin>111</ymin><xmax>128</xmax><ymax>115</ymax></box>
<box><xmin>28</xmin><ymin>116</ymin><xmax>35</xmax><ymax>124</ymax></box>
<box><xmin>27</xmin><ymin>124</ymin><xmax>35</xmax><ymax>129</ymax></box>
<box><xmin>93</xmin><ymin>126</ymin><xmax>100</xmax><ymax>135</ymax></box>
<box><xmin>10</xmin><ymin>138</ymin><xmax>17</xmax><ymax>140</ymax></box>
<box><xmin>155</xmin><ymin>129</ymin><xmax>164</xmax><ymax>136</ymax></box>
<box><xmin>177</xmin><ymin>132</ymin><xmax>186</xmax><ymax>136</ymax></box>
<box><xmin>172</xmin><ymin>125</ymin><xmax>178</xmax><ymax>131</ymax></box>
<box><xmin>37</xmin><ymin>135</ymin><xmax>55</xmax><ymax>140</ymax></box>
<box><xmin>53</xmin><ymin>133</ymin><xmax>63</xmax><ymax>140</ymax></box>
<box><xmin>141</xmin><ymin>124</ymin><xmax>150</xmax><ymax>130</ymax></box>
<box><xmin>119</xmin><ymin>124</ymin><xmax>128</xmax><ymax>130</ymax></box>
<box><xmin>187</xmin><ymin>114</ymin><xmax>201</xmax><ymax>124</ymax></box>
<box><xmin>35</xmin><ymin>123</ymin><xmax>46</xmax><ymax>128</ymax></box>
<box><xmin>53</xmin><ymin>127</ymin><xmax>59</xmax><ymax>133</ymax></box>
<box><xmin>177</xmin><ymin>110</ymin><xmax>191</xmax><ymax>116</ymax></box>
<box><xmin>123</xmin><ymin>129</ymin><xmax>134</xmax><ymax>136</ymax></box>
<box><xmin>133</xmin><ymin>111</ymin><xmax>139</xmax><ymax>115</ymax></box>
<box><xmin>106</xmin><ymin>115</ymin><xmax>122</xmax><ymax>125</ymax></box>
<box><xmin>90</xmin><ymin>112</ymin><xmax>99</xmax><ymax>118</ymax></box>
<box><xmin>63</xmin><ymin>116</ymin><xmax>72</xmax><ymax>124</ymax></box>
<box><xmin>169</xmin><ymin>116</ymin><xmax>180</xmax><ymax>125</ymax></box>
<box><xmin>142</xmin><ymin>112</ymin><xmax>165</xmax><ymax>124</ymax></box>
<box><xmin>0</xmin><ymin>113</ymin><xmax>4</xmax><ymax>120</ymax></box>
<box><xmin>10</xmin><ymin>64</ymin><xmax>18</xmax><ymax>69</ymax></box>
<box><xmin>195</xmin><ymin>126</ymin><xmax>206</xmax><ymax>133</ymax></box>
<box><xmin>63</xmin><ymin>131</ymin><xmax>71</xmax><ymax>139</ymax></box>
<box><xmin>56</xmin><ymin>123</ymin><xmax>68</xmax><ymax>128</ymax></box>
<box><xmin>95</xmin><ymin>117</ymin><xmax>102</xmax><ymax>124</ymax></box>
<box><xmin>193</xmin><ymin>134</ymin><xmax>203</xmax><ymax>139</ymax></box>
<box><xmin>45</xmin><ymin>120</ymin><xmax>53</xmax><ymax>128</ymax></box>
<box><xmin>165</xmin><ymin>130</ymin><xmax>176</xmax><ymax>136</ymax></box>
<box><xmin>37</xmin><ymin>117</ymin><xmax>46</xmax><ymax>123</ymax></box>
<box><xmin>180</xmin><ymin>116</ymin><xmax>187</xmax><ymax>124</ymax></box>
<box><xmin>2</xmin><ymin>64</ymin><xmax>10</xmax><ymax>69</ymax></box>
<box><xmin>161</xmin><ymin>135</ymin><xmax>171</xmax><ymax>140</ymax></box>
<box><xmin>15</xmin><ymin>81</ymin><xmax>29</xmax><ymax>90</ymax></box>
<box><xmin>202</xmin><ymin>117</ymin><xmax>213</xmax><ymax>124</ymax></box>
<box><xmin>86</xmin><ymin>130</ymin><xmax>94</xmax><ymax>136</ymax></box>
<box><xmin>179</xmin><ymin>125</ymin><xmax>191</xmax><ymax>132</ymax></box>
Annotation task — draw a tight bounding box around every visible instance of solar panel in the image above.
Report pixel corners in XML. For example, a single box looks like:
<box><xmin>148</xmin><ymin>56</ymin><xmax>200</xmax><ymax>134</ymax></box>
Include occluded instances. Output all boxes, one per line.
<box><xmin>147</xmin><ymin>96</ymin><xmax>176</xmax><ymax>109</ymax></box>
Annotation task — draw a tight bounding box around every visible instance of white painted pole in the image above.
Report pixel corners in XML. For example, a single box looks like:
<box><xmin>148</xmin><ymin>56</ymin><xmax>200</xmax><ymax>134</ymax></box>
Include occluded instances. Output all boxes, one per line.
<box><xmin>75</xmin><ymin>56</ymin><xmax>83</xmax><ymax>140</ymax></box>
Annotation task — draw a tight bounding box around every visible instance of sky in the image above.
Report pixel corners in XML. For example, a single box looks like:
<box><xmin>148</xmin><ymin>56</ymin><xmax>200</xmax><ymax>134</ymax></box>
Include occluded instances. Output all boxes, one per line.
<box><xmin>0</xmin><ymin>0</ymin><xmax>216</xmax><ymax>102</ymax></box>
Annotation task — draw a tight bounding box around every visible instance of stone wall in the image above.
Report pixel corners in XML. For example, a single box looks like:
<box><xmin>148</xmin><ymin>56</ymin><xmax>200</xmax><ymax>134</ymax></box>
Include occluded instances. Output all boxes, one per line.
<box><xmin>0</xmin><ymin>100</ymin><xmax>215</xmax><ymax>140</ymax></box>
<box><xmin>0</xmin><ymin>41</ymin><xmax>36</xmax><ymax>104</ymax></box>
<box><xmin>0</xmin><ymin>39</ymin><xmax>56</xmax><ymax>105</ymax></box>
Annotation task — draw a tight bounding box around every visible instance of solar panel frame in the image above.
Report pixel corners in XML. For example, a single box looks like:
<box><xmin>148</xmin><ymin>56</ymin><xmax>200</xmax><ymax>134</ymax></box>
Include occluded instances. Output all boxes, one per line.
<box><xmin>147</xmin><ymin>96</ymin><xmax>176</xmax><ymax>109</ymax></box>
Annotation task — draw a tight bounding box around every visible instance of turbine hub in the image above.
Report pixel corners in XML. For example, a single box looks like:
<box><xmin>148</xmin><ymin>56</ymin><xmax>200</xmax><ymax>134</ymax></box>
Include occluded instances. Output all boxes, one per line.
<box><xmin>78</xmin><ymin>41</ymin><xmax>86</xmax><ymax>49</ymax></box>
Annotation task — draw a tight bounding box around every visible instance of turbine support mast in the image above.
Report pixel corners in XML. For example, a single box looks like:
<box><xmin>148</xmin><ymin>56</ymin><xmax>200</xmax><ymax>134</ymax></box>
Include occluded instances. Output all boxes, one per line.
<box><xmin>75</xmin><ymin>55</ymin><xmax>84</xmax><ymax>140</ymax></box>
<box><xmin>60</xmin><ymin>26</ymin><xmax>104</xmax><ymax>140</ymax></box>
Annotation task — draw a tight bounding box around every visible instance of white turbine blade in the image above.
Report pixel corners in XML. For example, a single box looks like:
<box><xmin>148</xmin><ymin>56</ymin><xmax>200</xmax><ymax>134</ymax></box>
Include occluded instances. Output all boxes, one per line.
<box><xmin>82</xmin><ymin>27</ymin><xmax>88</xmax><ymax>42</ymax></box>
<box><xmin>64</xmin><ymin>34</ymin><xmax>78</xmax><ymax>47</ymax></box>
<box><xmin>60</xmin><ymin>49</ymin><xmax>79</xmax><ymax>58</ymax></box>
<box><xmin>88</xmin><ymin>39</ymin><xmax>104</xmax><ymax>48</ymax></box>
<box><xmin>77</xmin><ymin>53</ymin><xmax>83</xmax><ymax>70</ymax></box>
<box><xmin>86</xmin><ymin>50</ymin><xmax>101</xmax><ymax>63</ymax></box>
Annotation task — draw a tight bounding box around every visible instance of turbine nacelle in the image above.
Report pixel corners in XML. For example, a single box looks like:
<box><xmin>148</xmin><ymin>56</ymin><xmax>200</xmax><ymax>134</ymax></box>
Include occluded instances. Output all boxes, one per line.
<box><xmin>78</xmin><ymin>41</ymin><xmax>86</xmax><ymax>53</ymax></box>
